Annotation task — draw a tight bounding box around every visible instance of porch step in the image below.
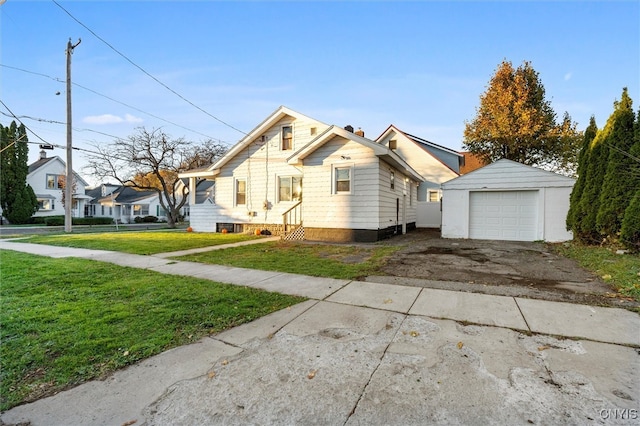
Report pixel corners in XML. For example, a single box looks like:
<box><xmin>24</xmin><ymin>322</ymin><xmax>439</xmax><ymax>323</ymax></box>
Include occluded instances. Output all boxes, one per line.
<box><xmin>283</xmin><ymin>225</ymin><xmax>305</xmax><ymax>241</ymax></box>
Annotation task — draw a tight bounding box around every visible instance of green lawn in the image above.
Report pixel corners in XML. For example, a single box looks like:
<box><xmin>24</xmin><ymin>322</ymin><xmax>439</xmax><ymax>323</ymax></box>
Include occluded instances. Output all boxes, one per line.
<box><xmin>553</xmin><ymin>242</ymin><xmax>640</xmax><ymax>300</ymax></box>
<box><xmin>0</xmin><ymin>250</ymin><xmax>304</xmax><ymax>411</ymax></box>
<box><xmin>18</xmin><ymin>231</ymin><xmax>262</xmax><ymax>255</ymax></box>
<box><xmin>175</xmin><ymin>240</ymin><xmax>400</xmax><ymax>280</ymax></box>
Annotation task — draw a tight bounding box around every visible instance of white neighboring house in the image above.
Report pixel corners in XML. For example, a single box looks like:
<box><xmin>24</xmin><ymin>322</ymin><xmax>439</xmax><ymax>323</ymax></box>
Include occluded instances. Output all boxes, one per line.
<box><xmin>85</xmin><ymin>184</ymin><xmax>168</xmax><ymax>224</ymax></box>
<box><xmin>375</xmin><ymin>125</ymin><xmax>463</xmax><ymax>228</ymax></box>
<box><xmin>27</xmin><ymin>150</ymin><xmax>91</xmax><ymax>218</ymax></box>
<box><xmin>441</xmin><ymin>159</ymin><xmax>575</xmax><ymax>242</ymax></box>
<box><xmin>180</xmin><ymin>106</ymin><xmax>425</xmax><ymax>242</ymax></box>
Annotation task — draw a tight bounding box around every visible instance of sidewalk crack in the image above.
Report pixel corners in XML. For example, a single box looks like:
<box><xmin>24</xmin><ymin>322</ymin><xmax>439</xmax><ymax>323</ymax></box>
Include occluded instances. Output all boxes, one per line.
<box><xmin>343</xmin><ymin>313</ymin><xmax>409</xmax><ymax>425</ymax></box>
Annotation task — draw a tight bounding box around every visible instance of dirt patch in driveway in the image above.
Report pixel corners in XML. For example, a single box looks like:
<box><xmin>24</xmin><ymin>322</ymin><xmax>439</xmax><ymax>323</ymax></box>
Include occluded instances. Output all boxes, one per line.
<box><xmin>366</xmin><ymin>229</ymin><xmax>639</xmax><ymax>310</ymax></box>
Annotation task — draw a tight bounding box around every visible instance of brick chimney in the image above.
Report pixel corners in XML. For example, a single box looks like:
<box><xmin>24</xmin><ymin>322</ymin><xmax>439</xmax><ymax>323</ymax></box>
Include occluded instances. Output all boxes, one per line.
<box><xmin>355</xmin><ymin>128</ymin><xmax>364</xmax><ymax>137</ymax></box>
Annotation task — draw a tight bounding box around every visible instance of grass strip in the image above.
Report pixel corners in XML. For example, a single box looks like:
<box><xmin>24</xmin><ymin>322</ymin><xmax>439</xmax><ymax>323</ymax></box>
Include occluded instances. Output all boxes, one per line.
<box><xmin>0</xmin><ymin>250</ymin><xmax>304</xmax><ymax>411</ymax></box>
<box><xmin>553</xmin><ymin>242</ymin><xmax>640</xmax><ymax>300</ymax></box>
<box><xmin>176</xmin><ymin>241</ymin><xmax>400</xmax><ymax>280</ymax></box>
<box><xmin>17</xmin><ymin>231</ymin><xmax>261</xmax><ymax>255</ymax></box>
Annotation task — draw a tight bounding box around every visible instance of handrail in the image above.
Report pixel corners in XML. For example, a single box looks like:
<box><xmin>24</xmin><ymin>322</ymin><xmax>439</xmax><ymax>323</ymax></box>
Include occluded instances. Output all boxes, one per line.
<box><xmin>282</xmin><ymin>201</ymin><xmax>302</xmax><ymax>233</ymax></box>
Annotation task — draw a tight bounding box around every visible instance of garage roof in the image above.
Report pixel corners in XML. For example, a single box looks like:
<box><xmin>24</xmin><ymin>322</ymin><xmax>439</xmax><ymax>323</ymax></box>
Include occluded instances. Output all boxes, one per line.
<box><xmin>442</xmin><ymin>159</ymin><xmax>575</xmax><ymax>190</ymax></box>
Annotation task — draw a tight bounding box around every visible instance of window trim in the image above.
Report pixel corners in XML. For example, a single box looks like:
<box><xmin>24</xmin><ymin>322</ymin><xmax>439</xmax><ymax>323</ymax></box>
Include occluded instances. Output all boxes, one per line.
<box><xmin>281</xmin><ymin>125</ymin><xmax>293</xmax><ymax>151</ymax></box>
<box><xmin>332</xmin><ymin>164</ymin><xmax>353</xmax><ymax>195</ymax></box>
<box><xmin>428</xmin><ymin>190</ymin><xmax>441</xmax><ymax>203</ymax></box>
<box><xmin>277</xmin><ymin>175</ymin><xmax>302</xmax><ymax>203</ymax></box>
<box><xmin>390</xmin><ymin>170</ymin><xmax>395</xmax><ymax>190</ymax></box>
<box><xmin>46</xmin><ymin>174</ymin><xmax>63</xmax><ymax>190</ymax></box>
<box><xmin>235</xmin><ymin>177</ymin><xmax>247</xmax><ymax>206</ymax></box>
<box><xmin>37</xmin><ymin>198</ymin><xmax>55</xmax><ymax>210</ymax></box>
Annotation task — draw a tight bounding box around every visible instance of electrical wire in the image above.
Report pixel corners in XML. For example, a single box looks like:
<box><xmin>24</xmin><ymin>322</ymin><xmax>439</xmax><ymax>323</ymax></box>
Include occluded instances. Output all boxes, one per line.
<box><xmin>52</xmin><ymin>0</ymin><xmax>248</xmax><ymax>137</ymax></box>
<box><xmin>0</xmin><ymin>63</ymin><xmax>229</xmax><ymax>143</ymax></box>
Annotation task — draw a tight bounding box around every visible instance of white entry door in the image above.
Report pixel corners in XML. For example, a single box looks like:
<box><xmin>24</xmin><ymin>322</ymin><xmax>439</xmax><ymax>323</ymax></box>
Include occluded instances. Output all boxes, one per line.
<box><xmin>469</xmin><ymin>191</ymin><xmax>538</xmax><ymax>241</ymax></box>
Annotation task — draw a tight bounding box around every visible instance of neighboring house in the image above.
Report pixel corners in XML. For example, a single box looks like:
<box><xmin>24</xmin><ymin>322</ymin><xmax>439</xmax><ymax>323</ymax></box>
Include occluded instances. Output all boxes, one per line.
<box><xmin>441</xmin><ymin>159</ymin><xmax>575</xmax><ymax>242</ymax></box>
<box><xmin>459</xmin><ymin>151</ymin><xmax>487</xmax><ymax>175</ymax></box>
<box><xmin>180</xmin><ymin>106</ymin><xmax>424</xmax><ymax>242</ymax></box>
<box><xmin>375</xmin><ymin>125</ymin><xmax>463</xmax><ymax>228</ymax></box>
<box><xmin>85</xmin><ymin>184</ymin><xmax>167</xmax><ymax>223</ymax></box>
<box><xmin>27</xmin><ymin>150</ymin><xmax>91</xmax><ymax>218</ymax></box>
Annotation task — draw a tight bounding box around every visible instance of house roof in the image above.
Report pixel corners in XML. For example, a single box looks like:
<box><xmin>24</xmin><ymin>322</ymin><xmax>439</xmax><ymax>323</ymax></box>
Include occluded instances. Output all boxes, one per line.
<box><xmin>179</xmin><ymin>105</ymin><xmax>328</xmax><ymax>179</ymax></box>
<box><xmin>288</xmin><ymin>125</ymin><xmax>425</xmax><ymax>182</ymax></box>
<box><xmin>27</xmin><ymin>155</ymin><xmax>90</xmax><ymax>186</ymax></box>
<box><xmin>28</xmin><ymin>156</ymin><xmax>55</xmax><ymax>173</ymax></box>
<box><xmin>375</xmin><ymin>125</ymin><xmax>463</xmax><ymax>174</ymax></box>
<box><xmin>96</xmin><ymin>186</ymin><xmax>158</xmax><ymax>204</ymax></box>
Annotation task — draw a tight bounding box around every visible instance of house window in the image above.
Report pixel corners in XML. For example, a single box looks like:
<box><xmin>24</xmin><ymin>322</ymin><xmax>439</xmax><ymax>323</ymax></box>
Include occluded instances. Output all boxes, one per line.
<box><xmin>46</xmin><ymin>174</ymin><xmax>64</xmax><ymax>189</ymax></box>
<box><xmin>133</xmin><ymin>204</ymin><xmax>149</xmax><ymax>216</ymax></box>
<box><xmin>334</xmin><ymin>167</ymin><xmax>351</xmax><ymax>194</ymax></box>
<box><xmin>390</xmin><ymin>171</ymin><xmax>395</xmax><ymax>190</ymax></box>
<box><xmin>428</xmin><ymin>190</ymin><xmax>440</xmax><ymax>203</ymax></box>
<box><xmin>278</xmin><ymin>176</ymin><xmax>302</xmax><ymax>202</ymax></box>
<box><xmin>109</xmin><ymin>206</ymin><xmax>113</xmax><ymax>215</ymax></box>
<box><xmin>101</xmin><ymin>205</ymin><xmax>105</xmax><ymax>215</ymax></box>
<box><xmin>37</xmin><ymin>199</ymin><xmax>54</xmax><ymax>210</ymax></box>
<box><xmin>235</xmin><ymin>178</ymin><xmax>246</xmax><ymax>206</ymax></box>
<box><xmin>281</xmin><ymin>125</ymin><xmax>293</xmax><ymax>150</ymax></box>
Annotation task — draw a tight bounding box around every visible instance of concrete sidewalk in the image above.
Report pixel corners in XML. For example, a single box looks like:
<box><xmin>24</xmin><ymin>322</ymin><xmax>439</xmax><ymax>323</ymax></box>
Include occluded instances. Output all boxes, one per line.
<box><xmin>1</xmin><ymin>240</ymin><xmax>639</xmax><ymax>425</ymax></box>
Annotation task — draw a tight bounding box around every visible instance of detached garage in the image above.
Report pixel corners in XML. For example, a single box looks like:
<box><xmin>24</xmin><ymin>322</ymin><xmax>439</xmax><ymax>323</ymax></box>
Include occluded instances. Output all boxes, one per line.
<box><xmin>441</xmin><ymin>159</ymin><xmax>575</xmax><ymax>242</ymax></box>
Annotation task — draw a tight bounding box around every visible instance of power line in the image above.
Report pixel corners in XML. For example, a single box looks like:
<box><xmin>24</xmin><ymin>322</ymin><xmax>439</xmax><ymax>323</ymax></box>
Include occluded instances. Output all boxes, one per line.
<box><xmin>0</xmin><ymin>63</ymin><xmax>230</xmax><ymax>143</ymax></box>
<box><xmin>0</xmin><ymin>99</ymin><xmax>54</xmax><ymax>146</ymax></box>
<box><xmin>51</xmin><ymin>0</ymin><xmax>248</xmax><ymax>137</ymax></box>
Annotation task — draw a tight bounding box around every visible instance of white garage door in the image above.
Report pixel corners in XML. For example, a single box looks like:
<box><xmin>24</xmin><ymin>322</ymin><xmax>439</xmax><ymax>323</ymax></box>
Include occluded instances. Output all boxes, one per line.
<box><xmin>469</xmin><ymin>191</ymin><xmax>538</xmax><ymax>241</ymax></box>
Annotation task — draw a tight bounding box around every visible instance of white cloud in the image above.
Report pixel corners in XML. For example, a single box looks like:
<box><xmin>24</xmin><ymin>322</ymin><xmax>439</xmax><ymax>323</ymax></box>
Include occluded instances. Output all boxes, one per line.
<box><xmin>83</xmin><ymin>114</ymin><xmax>143</xmax><ymax>125</ymax></box>
<box><xmin>124</xmin><ymin>114</ymin><xmax>143</xmax><ymax>123</ymax></box>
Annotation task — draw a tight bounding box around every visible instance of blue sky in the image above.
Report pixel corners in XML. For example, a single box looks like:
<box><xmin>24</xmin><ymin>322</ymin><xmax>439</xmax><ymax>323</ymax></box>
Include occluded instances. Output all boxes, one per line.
<box><xmin>1</xmin><ymin>0</ymin><xmax>639</xmax><ymax>185</ymax></box>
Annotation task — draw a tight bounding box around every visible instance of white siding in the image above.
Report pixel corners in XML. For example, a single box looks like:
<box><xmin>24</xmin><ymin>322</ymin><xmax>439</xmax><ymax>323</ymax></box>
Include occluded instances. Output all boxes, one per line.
<box><xmin>378</xmin><ymin>130</ymin><xmax>458</xmax><ymax>184</ymax></box>
<box><xmin>190</xmin><ymin>115</ymin><xmax>328</xmax><ymax>230</ymax></box>
<box><xmin>189</xmin><ymin>204</ymin><xmax>218</xmax><ymax>232</ymax></box>
<box><xmin>302</xmin><ymin>136</ymin><xmax>381</xmax><ymax>229</ymax></box>
<box><xmin>27</xmin><ymin>157</ymin><xmax>88</xmax><ymax>218</ymax></box>
<box><xmin>441</xmin><ymin>160</ymin><xmax>575</xmax><ymax>242</ymax></box>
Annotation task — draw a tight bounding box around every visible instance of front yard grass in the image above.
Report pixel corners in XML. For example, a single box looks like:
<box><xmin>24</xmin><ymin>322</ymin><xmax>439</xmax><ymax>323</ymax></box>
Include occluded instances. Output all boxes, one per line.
<box><xmin>553</xmin><ymin>242</ymin><xmax>640</xmax><ymax>301</ymax></box>
<box><xmin>18</xmin><ymin>231</ymin><xmax>261</xmax><ymax>255</ymax></box>
<box><xmin>175</xmin><ymin>241</ymin><xmax>400</xmax><ymax>280</ymax></box>
<box><xmin>0</xmin><ymin>250</ymin><xmax>304</xmax><ymax>411</ymax></box>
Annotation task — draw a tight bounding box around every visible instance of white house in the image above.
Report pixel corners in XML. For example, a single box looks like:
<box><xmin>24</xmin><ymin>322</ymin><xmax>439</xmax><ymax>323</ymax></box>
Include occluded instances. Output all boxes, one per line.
<box><xmin>27</xmin><ymin>150</ymin><xmax>91</xmax><ymax>218</ymax></box>
<box><xmin>375</xmin><ymin>125</ymin><xmax>463</xmax><ymax>228</ymax></box>
<box><xmin>441</xmin><ymin>159</ymin><xmax>575</xmax><ymax>242</ymax></box>
<box><xmin>85</xmin><ymin>184</ymin><xmax>168</xmax><ymax>224</ymax></box>
<box><xmin>180</xmin><ymin>106</ymin><xmax>425</xmax><ymax>242</ymax></box>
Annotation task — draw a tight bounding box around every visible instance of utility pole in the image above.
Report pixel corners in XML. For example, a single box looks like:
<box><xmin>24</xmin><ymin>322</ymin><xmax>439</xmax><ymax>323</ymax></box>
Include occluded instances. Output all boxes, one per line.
<box><xmin>65</xmin><ymin>38</ymin><xmax>81</xmax><ymax>233</ymax></box>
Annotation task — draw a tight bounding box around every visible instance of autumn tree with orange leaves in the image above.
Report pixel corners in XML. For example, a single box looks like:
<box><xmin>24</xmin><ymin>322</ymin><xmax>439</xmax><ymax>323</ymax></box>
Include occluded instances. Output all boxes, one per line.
<box><xmin>463</xmin><ymin>60</ymin><xmax>581</xmax><ymax>176</ymax></box>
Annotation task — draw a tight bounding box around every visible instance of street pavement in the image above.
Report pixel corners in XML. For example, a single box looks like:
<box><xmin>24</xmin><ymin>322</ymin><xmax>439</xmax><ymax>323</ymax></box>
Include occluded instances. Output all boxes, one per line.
<box><xmin>1</xmin><ymin>239</ymin><xmax>639</xmax><ymax>425</ymax></box>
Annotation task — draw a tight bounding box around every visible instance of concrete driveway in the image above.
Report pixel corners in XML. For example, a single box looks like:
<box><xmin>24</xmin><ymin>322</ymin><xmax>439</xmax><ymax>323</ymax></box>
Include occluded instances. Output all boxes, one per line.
<box><xmin>369</xmin><ymin>229</ymin><xmax>639</xmax><ymax>309</ymax></box>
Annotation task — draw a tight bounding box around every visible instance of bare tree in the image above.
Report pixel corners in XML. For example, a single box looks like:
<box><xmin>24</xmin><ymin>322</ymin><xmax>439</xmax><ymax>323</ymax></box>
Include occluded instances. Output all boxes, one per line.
<box><xmin>85</xmin><ymin>127</ymin><xmax>227</xmax><ymax>228</ymax></box>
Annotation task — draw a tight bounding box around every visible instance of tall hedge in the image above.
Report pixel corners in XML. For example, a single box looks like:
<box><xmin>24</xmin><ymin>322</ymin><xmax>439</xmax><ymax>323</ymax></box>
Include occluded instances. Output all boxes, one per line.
<box><xmin>0</xmin><ymin>122</ymin><xmax>38</xmax><ymax>224</ymax></box>
<box><xmin>576</xmin><ymin>125</ymin><xmax>610</xmax><ymax>242</ymax></box>
<box><xmin>566</xmin><ymin>116</ymin><xmax>597</xmax><ymax>232</ymax></box>
<box><xmin>596</xmin><ymin>88</ymin><xmax>636</xmax><ymax>236</ymax></box>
